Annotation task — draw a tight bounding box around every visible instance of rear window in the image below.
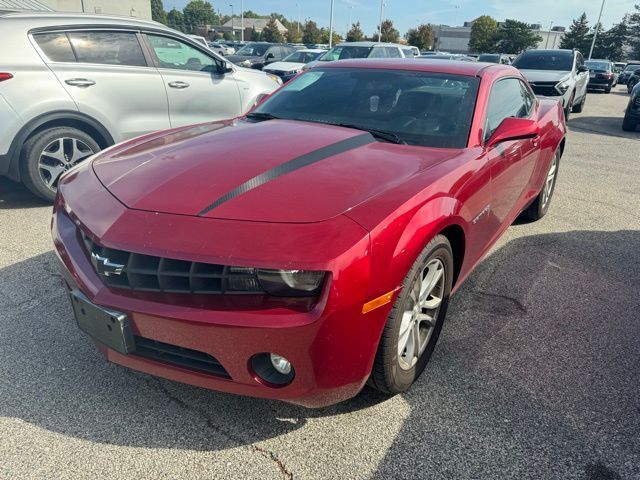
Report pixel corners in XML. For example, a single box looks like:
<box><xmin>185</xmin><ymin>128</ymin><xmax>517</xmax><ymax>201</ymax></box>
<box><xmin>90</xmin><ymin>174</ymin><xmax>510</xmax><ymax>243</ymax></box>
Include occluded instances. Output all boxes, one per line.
<box><xmin>33</xmin><ymin>32</ymin><xmax>75</xmax><ymax>62</ymax></box>
<box><xmin>67</xmin><ymin>31</ymin><xmax>147</xmax><ymax>67</ymax></box>
<box><xmin>585</xmin><ymin>61</ymin><xmax>610</xmax><ymax>71</ymax></box>
<box><xmin>513</xmin><ymin>51</ymin><xmax>574</xmax><ymax>71</ymax></box>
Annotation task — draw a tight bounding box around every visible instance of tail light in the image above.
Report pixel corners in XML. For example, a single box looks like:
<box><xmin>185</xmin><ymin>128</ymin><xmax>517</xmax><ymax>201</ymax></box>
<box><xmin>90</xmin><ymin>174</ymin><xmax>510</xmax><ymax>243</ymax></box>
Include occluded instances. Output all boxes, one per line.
<box><xmin>0</xmin><ymin>73</ymin><xmax>13</xmax><ymax>82</ymax></box>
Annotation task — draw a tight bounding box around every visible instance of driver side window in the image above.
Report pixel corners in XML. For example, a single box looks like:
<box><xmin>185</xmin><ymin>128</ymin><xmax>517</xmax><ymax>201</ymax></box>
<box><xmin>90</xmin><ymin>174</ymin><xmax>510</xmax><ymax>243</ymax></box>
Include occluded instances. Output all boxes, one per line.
<box><xmin>146</xmin><ymin>34</ymin><xmax>216</xmax><ymax>72</ymax></box>
<box><xmin>485</xmin><ymin>78</ymin><xmax>530</xmax><ymax>142</ymax></box>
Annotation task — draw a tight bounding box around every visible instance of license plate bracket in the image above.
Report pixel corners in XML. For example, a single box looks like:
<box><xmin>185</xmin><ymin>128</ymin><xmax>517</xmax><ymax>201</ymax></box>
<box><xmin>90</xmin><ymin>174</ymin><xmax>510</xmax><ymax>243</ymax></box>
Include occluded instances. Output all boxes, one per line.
<box><xmin>70</xmin><ymin>289</ymin><xmax>135</xmax><ymax>355</ymax></box>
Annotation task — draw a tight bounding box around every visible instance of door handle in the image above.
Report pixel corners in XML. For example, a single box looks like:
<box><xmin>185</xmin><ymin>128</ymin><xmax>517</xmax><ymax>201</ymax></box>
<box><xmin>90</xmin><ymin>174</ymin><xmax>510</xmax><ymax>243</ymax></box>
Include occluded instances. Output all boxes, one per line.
<box><xmin>531</xmin><ymin>135</ymin><xmax>540</xmax><ymax>147</ymax></box>
<box><xmin>168</xmin><ymin>81</ymin><xmax>190</xmax><ymax>89</ymax></box>
<box><xmin>65</xmin><ymin>78</ymin><xmax>96</xmax><ymax>87</ymax></box>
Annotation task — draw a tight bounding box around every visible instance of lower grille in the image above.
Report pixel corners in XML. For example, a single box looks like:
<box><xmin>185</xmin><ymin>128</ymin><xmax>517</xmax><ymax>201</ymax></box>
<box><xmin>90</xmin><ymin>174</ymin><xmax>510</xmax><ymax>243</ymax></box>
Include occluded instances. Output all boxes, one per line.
<box><xmin>134</xmin><ymin>336</ymin><xmax>230</xmax><ymax>378</ymax></box>
<box><xmin>530</xmin><ymin>82</ymin><xmax>561</xmax><ymax>96</ymax></box>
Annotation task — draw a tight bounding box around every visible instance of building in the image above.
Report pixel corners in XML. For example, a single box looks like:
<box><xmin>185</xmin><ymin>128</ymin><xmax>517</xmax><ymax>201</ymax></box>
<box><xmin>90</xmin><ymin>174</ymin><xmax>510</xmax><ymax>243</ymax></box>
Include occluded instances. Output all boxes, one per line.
<box><xmin>38</xmin><ymin>0</ymin><xmax>151</xmax><ymax>19</ymax></box>
<box><xmin>432</xmin><ymin>20</ymin><xmax>566</xmax><ymax>54</ymax></box>
<box><xmin>218</xmin><ymin>17</ymin><xmax>287</xmax><ymax>38</ymax></box>
<box><xmin>0</xmin><ymin>0</ymin><xmax>53</xmax><ymax>14</ymax></box>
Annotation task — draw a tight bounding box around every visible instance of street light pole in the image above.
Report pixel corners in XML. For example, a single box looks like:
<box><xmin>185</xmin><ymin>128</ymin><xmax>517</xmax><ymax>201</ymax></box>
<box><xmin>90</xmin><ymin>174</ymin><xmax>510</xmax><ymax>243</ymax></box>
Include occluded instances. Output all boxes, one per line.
<box><xmin>297</xmin><ymin>2</ymin><xmax>300</xmax><ymax>35</ymax></box>
<box><xmin>240</xmin><ymin>0</ymin><xmax>244</xmax><ymax>42</ymax></box>
<box><xmin>329</xmin><ymin>0</ymin><xmax>335</xmax><ymax>48</ymax></box>
<box><xmin>588</xmin><ymin>0</ymin><xmax>605</xmax><ymax>60</ymax></box>
<box><xmin>347</xmin><ymin>5</ymin><xmax>353</xmax><ymax>37</ymax></box>
<box><xmin>377</xmin><ymin>0</ymin><xmax>384</xmax><ymax>42</ymax></box>
<box><xmin>229</xmin><ymin>4</ymin><xmax>234</xmax><ymax>39</ymax></box>
<box><xmin>545</xmin><ymin>21</ymin><xmax>553</xmax><ymax>49</ymax></box>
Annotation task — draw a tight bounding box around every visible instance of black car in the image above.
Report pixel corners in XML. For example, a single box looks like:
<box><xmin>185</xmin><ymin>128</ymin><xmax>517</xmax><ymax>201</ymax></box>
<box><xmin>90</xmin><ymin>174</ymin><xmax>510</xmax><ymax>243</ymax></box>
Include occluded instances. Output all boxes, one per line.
<box><xmin>623</xmin><ymin>82</ymin><xmax>640</xmax><ymax>131</ymax></box>
<box><xmin>627</xmin><ymin>71</ymin><xmax>640</xmax><ymax>94</ymax></box>
<box><xmin>585</xmin><ymin>59</ymin><xmax>615</xmax><ymax>93</ymax></box>
<box><xmin>226</xmin><ymin>42</ymin><xmax>295</xmax><ymax>70</ymax></box>
<box><xmin>619</xmin><ymin>63</ymin><xmax>640</xmax><ymax>84</ymax></box>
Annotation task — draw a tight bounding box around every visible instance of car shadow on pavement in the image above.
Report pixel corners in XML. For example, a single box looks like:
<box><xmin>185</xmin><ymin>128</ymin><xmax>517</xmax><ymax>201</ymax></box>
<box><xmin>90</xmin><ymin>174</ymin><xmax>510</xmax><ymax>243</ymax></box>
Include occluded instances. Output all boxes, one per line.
<box><xmin>371</xmin><ymin>229</ymin><xmax>640</xmax><ymax>480</ymax></box>
<box><xmin>568</xmin><ymin>115</ymin><xmax>640</xmax><ymax>139</ymax></box>
<box><xmin>0</xmin><ymin>177</ymin><xmax>49</xmax><ymax>209</ymax></box>
<box><xmin>1</xmin><ymin>230</ymin><xmax>639</xmax><ymax>478</ymax></box>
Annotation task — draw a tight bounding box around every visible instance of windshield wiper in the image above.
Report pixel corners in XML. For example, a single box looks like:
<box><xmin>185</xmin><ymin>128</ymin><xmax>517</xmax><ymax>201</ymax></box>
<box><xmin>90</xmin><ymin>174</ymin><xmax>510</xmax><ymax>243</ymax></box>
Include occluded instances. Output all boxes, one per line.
<box><xmin>245</xmin><ymin>112</ymin><xmax>281</xmax><ymax>122</ymax></box>
<box><xmin>330</xmin><ymin>122</ymin><xmax>407</xmax><ymax>145</ymax></box>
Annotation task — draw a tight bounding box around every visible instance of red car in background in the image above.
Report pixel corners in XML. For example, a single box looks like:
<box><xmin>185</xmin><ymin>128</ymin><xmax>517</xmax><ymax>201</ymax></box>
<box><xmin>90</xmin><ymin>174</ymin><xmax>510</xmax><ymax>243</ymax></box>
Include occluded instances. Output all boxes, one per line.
<box><xmin>52</xmin><ymin>59</ymin><xmax>566</xmax><ymax>407</ymax></box>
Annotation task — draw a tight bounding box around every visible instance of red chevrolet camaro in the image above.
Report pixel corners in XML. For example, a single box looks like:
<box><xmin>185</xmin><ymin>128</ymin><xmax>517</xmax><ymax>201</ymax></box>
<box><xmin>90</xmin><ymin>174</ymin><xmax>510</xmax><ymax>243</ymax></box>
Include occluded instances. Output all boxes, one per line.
<box><xmin>52</xmin><ymin>59</ymin><xmax>566</xmax><ymax>407</ymax></box>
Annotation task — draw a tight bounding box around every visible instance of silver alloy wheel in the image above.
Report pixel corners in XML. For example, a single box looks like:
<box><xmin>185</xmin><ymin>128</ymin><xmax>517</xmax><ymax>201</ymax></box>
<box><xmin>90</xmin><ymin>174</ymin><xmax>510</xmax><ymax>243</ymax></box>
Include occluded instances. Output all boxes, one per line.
<box><xmin>541</xmin><ymin>152</ymin><xmax>558</xmax><ymax>209</ymax></box>
<box><xmin>398</xmin><ymin>258</ymin><xmax>445</xmax><ymax>370</ymax></box>
<box><xmin>38</xmin><ymin>137</ymin><xmax>95</xmax><ymax>191</ymax></box>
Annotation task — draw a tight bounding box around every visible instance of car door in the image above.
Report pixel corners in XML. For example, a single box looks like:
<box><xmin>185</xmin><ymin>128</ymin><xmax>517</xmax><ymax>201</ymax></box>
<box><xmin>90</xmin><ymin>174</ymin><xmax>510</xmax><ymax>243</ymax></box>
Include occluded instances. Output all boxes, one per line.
<box><xmin>143</xmin><ymin>33</ymin><xmax>243</xmax><ymax>128</ymax></box>
<box><xmin>264</xmin><ymin>46</ymin><xmax>281</xmax><ymax>67</ymax></box>
<box><xmin>575</xmin><ymin>52</ymin><xmax>589</xmax><ymax>99</ymax></box>
<box><xmin>484</xmin><ymin>77</ymin><xmax>539</xmax><ymax>225</ymax></box>
<box><xmin>34</xmin><ymin>29</ymin><xmax>170</xmax><ymax>142</ymax></box>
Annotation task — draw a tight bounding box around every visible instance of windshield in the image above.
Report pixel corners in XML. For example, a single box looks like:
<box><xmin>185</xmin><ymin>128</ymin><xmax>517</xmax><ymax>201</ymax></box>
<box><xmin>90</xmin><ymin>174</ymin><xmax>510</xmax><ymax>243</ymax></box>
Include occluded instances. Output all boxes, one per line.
<box><xmin>478</xmin><ymin>54</ymin><xmax>499</xmax><ymax>63</ymax></box>
<box><xmin>585</xmin><ymin>61</ymin><xmax>610</xmax><ymax>71</ymax></box>
<box><xmin>282</xmin><ymin>51</ymin><xmax>323</xmax><ymax>63</ymax></box>
<box><xmin>319</xmin><ymin>46</ymin><xmax>373</xmax><ymax>61</ymax></box>
<box><xmin>250</xmin><ymin>68</ymin><xmax>480</xmax><ymax>148</ymax></box>
<box><xmin>624</xmin><ymin>65</ymin><xmax>640</xmax><ymax>72</ymax></box>
<box><xmin>512</xmin><ymin>51</ymin><xmax>573</xmax><ymax>71</ymax></box>
<box><xmin>235</xmin><ymin>43</ymin><xmax>269</xmax><ymax>57</ymax></box>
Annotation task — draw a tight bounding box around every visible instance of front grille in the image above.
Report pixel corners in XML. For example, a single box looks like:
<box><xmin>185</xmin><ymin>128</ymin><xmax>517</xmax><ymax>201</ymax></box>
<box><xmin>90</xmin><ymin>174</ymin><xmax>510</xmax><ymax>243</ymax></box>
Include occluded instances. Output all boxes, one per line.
<box><xmin>529</xmin><ymin>82</ymin><xmax>561</xmax><ymax>97</ymax></box>
<box><xmin>80</xmin><ymin>231</ymin><xmax>265</xmax><ymax>295</ymax></box>
<box><xmin>134</xmin><ymin>336</ymin><xmax>230</xmax><ymax>378</ymax></box>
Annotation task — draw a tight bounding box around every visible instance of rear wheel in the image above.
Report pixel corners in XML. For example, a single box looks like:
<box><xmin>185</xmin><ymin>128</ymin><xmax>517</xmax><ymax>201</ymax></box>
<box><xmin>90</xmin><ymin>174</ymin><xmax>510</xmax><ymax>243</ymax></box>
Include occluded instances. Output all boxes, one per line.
<box><xmin>20</xmin><ymin>127</ymin><xmax>100</xmax><ymax>202</ymax></box>
<box><xmin>523</xmin><ymin>148</ymin><xmax>560</xmax><ymax>221</ymax></box>
<box><xmin>369</xmin><ymin>235</ymin><xmax>453</xmax><ymax>395</ymax></box>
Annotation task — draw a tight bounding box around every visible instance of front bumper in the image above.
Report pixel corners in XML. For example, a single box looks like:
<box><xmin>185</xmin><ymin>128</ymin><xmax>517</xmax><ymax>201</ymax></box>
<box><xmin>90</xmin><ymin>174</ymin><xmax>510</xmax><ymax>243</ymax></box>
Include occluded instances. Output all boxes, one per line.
<box><xmin>52</xmin><ymin>164</ymin><xmax>393</xmax><ymax>408</ymax></box>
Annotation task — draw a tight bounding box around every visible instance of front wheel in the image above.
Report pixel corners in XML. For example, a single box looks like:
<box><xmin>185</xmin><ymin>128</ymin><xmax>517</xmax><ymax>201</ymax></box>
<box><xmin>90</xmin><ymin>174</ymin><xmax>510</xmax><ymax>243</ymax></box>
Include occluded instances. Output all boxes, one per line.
<box><xmin>622</xmin><ymin>114</ymin><xmax>637</xmax><ymax>132</ymax></box>
<box><xmin>571</xmin><ymin>93</ymin><xmax>585</xmax><ymax>113</ymax></box>
<box><xmin>369</xmin><ymin>235</ymin><xmax>454</xmax><ymax>395</ymax></box>
<box><xmin>523</xmin><ymin>148</ymin><xmax>560</xmax><ymax>221</ymax></box>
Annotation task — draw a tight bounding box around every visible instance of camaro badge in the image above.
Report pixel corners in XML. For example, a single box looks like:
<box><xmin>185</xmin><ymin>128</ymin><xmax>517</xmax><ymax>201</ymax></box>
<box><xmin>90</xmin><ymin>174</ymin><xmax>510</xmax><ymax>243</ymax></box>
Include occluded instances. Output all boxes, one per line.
<box><xmin>91</xmin><ymin>252</ymin><xmax>125</xmax><ymax>277</ymax></box>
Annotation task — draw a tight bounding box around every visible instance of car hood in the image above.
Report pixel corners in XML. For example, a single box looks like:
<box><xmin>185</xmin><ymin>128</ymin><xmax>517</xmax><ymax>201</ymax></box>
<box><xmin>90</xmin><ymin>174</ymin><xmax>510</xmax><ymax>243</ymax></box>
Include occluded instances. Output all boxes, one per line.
<box><xmin>264</xmin><ymin>61</ymin><xmax>305</xmax><ymax>72</ymax></box>
<box><xmin>92</xmin><ymin>120</ymin><xmax>458</xmax><ymax>223</ymax></box>
<box><xmin>519</xmin><ymin>69</ymin><xmax>571</xmax><ymax>83</ymax></box>
<box><xmin>227</xmin><ymin>54</ymin><xmax>261</xmax><ymax>64</ymax></box>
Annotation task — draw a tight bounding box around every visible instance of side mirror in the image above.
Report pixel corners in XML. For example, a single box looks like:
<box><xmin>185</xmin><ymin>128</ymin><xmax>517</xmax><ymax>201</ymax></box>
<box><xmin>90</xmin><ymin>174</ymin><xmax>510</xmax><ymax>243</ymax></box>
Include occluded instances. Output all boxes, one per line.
<box><xmin>486</xmin><ymin>117</ymin><xmax>540</xmax><ymax>149</ymax></box>
<box><xmin>578</xmin><ymin>65</ymin><xmax>589</xmax><ymax>73</ymax></box>
<box><xmin>217</xmin><ymin>61</ymin><xmax>234</xmax><ymax>74</ymax></box>
<box><xmin>265</xmin><ymin>52</ymin><xmax>275</xmax><ymax>60</ymax></box>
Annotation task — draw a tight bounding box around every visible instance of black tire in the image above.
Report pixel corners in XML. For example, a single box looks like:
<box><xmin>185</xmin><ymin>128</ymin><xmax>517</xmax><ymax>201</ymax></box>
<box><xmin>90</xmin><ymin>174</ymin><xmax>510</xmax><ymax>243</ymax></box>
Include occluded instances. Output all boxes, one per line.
<box><xmin>571</xmin><ymin>93</ymin><xmax>584</xmax><ymax>113</ymax></box>
<box><xmin>523</xmin><ymin>148</ymin><xmax>560</xmax><ymax>221</ymax></box>
<box><xmin>605</xmin><ymin>87</ymin><xmax>611</xmax><ymax>94</ymax></box>
<box><xmin>369</xmin><ymin>235</ymin><xmax>454</xmax><ymax>395</ymax></box>
<box><xmin>564</xmin><ymin>93</ymin><xmax>574</xmax><ymax>119</ymax></box>
<box><xmin>20</xmin><ymin>126</ymin><xmax>100</xmax><ymax>202</ymax></box>
<box><xmin>622</xmin><ymin>114</ymin><xmax>637</xmax><ymax>132</ymax></box>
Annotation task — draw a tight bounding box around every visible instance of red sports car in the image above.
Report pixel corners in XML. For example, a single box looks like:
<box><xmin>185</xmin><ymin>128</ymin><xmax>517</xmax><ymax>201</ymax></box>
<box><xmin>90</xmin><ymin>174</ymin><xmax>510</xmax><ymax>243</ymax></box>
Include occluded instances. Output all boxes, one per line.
<box><xmin>52</xmin><ymin>59</ymin><xmax>566</xmax><ymax>407</ymax></box>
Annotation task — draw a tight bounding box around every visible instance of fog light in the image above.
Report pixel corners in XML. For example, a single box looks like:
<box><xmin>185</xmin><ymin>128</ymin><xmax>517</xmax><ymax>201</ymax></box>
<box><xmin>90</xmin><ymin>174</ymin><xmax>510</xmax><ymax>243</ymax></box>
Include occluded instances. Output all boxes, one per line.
<box><xmin>270</xmin><ymin>353</ymin><xmax>292</xmax><ymax>375</ymax></box>
<box><xmin>251</xmin><ymin>352</ymin><xmax>295</xmax><ymax>386</ymax></box>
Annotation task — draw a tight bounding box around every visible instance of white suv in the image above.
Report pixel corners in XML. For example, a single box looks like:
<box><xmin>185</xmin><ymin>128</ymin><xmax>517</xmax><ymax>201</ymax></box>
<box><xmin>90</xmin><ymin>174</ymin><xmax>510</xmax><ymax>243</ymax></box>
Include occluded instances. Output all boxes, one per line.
<box><xmin>0</xmin><ymin>13</ymin><xmax>281</xmax><ymax>200</ymax></box>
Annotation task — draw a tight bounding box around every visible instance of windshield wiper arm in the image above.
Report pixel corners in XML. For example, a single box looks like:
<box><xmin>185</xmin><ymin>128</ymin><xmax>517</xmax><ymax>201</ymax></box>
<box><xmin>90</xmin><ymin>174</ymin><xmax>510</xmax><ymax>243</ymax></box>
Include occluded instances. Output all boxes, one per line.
<box><xmin>245</xmin><ymin>112</ymin><xmax>281</xmax><ymax>122</ymax></box>
<box><xmin>330</xmin><ymin>122</ymin><xmax>407</xmax><ymax>145</ymax></box>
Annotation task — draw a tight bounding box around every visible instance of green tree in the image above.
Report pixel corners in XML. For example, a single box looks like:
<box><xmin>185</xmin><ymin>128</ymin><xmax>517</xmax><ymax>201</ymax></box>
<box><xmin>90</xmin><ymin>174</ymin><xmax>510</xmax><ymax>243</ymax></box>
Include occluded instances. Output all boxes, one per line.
<box><xmin>346</xmin><ymin>21</ymin><xmax>365</xmax><ymax>42</ymax></box>
<box><xmin>243</xmin><ymin>10</ymin><xmax>265</xmax><ymax>19</ymax></box>
<box><xmin>468</xmin><ymin>15</ymin><xmax>498</xmax><ymax>53</ymax></box>
<box><xmin>378</xmin><ymin>19</ymin><xmax>400</xmax><ymax>42</ymax></box>
<box><xmin>183</xmin><ymin>1</ymin><xmax>218</xmax><ymax>33</ymax></box>
<box><xmin>261</xmin><ymin>17</ymin><xmax>283</xmax><ymax>42</ymax></box>
<box><xmin>302</xmin><ymin>20</ymin><xmax>322</xmax><ymax>44</ymax></box>
<box><xmin>166</xmin><ymin>8</ymin><xmax>185</xmax><ymax>32</ymax></box>
<box><xmin>597</xmin><ymin>21</ymin><xmax>628</xmax><ymax>60</ymax></box>
<box><xmin>320</xmin><ymin>28</ymin><xmax>342</xmax><ymax>45</ymax></box>
<box><xmin>222</xmin><ymin>31</ymin><xmax>234</xmax><ymax>41</ymax></box>
<box><xmin>286</xmin><ymin>22</ymin><xmax>303</xmax><ymax>43</ymax></box>
<box><xmin>405</xmin><ymin>24</ymin><xmax>434</xmax><ymax>51</ymax></box>
<box><xmin>497</xmin><ymin>19</ymin><xmax>542</xmax><ymax>53</ymax></box>
<box><xmin>250</xmin><ymin>26</ymin><xmax>261</xmax><ymax>41</ymax></box>
<box><xmin>560</xmin><ymin>13</ymin><xmax>591</xmax><ymax>52</ymax></box>
<box><xmin>628</xmin><ymin>5</ymin><xmax>640</xmax><ymax>59</ymax></box>
<box><xmin>151</xmin><ymin>0</ymin><xmax>167</xmax><ymax>24</ymax></box>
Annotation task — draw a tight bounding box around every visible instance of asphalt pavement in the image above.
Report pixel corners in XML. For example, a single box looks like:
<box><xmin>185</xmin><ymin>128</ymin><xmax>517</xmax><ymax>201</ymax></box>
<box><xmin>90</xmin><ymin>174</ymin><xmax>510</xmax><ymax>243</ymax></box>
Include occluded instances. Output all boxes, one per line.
<box><xmin>0</xmin><ymin>87</ymin><xmax>639</xmax><ymax>480</ymax></box>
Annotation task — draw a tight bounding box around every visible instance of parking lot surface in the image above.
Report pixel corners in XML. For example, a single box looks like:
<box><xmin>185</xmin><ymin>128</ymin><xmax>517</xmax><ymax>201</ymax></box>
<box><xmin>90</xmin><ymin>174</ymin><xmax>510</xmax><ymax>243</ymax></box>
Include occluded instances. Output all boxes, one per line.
<box><xmin>1</xmin><ymin>89</ymin><xmax>639</xmax><ymax>480</ymax></box>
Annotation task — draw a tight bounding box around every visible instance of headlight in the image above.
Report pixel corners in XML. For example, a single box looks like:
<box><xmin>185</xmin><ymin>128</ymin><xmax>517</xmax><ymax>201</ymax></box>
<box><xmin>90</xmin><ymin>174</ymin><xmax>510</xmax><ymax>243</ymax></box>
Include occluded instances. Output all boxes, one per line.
<box><xmin>257</xmin><ymin>269</ymin><xmax>325</xmax><ymax>296</ymax></box>
<box><xmin>266</xmin><ymin>73</ymin><xmax>282</xmax><ymax>85</ymax></box>
<box><xmin>556</xmin><ymin>81</ymin><xmax>570</xmax><ymax>94</ymax></box>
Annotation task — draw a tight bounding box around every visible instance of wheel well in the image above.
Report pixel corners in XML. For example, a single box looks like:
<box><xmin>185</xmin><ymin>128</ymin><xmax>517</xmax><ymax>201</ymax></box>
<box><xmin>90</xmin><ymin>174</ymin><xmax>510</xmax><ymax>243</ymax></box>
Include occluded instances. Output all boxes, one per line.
<box><xmin>559</xmin><ymin>138</ymin><xmax>566</xmax><ymax>157</ymax></box>
<box><xmin>439</xmin><ymin>224</ymin><xmax>465</xmax><ymax>288</ymax></box>
<box><xmin>24</xmin><ymin>118</ymin><xmax>111</xmax><ymax>149</ymax></box>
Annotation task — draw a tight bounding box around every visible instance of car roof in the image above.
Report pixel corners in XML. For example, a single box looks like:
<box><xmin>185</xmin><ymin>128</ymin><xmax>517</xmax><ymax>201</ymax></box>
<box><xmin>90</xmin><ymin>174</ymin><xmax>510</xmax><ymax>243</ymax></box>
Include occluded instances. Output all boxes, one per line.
<box><xmin>0</xmin><ymin>11</ymin><xmax>163</xmax><ymax>29</ymax></box>
<box><xmin>296</xmin><ymin>49</ymin><xmax>327</xmax><ymax>53</ymax></box>
<box><xmin>335</xmin><ymin>41</ymin><xmax>403</xmax><ymax>48</ymax></box>
<box><xmin>316</xmin><ymin>58</ymin><xmax>505</xmax><ymax>77</ymax></box>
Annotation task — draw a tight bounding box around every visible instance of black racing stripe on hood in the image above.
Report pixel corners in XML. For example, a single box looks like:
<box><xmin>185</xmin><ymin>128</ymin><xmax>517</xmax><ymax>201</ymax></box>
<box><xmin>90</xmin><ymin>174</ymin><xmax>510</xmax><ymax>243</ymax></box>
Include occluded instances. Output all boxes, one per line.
<box><xmin>197</xmin><ymin>132</ymin><xmax>374</xmax><ymax>216</ymax></box>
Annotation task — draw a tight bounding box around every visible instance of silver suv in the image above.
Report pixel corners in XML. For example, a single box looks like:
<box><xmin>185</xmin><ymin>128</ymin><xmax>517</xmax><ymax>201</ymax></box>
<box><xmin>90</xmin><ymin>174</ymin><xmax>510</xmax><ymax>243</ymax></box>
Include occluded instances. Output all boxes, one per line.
<box><xmin>0</xmin><ymin>13</ymin><xmax>282</xmax><ymax>200</ymax></box>
<box><xmin>512</xmin><ymin>49</ymin><xmax>589</xmax><ymax>120</ymax></box>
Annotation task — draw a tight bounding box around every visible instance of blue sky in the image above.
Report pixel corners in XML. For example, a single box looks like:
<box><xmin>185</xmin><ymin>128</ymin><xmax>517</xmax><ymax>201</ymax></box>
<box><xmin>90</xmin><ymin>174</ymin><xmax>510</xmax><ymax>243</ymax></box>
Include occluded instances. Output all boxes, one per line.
<box><xmin>163</xmin><ymin>0</ymin><xmax>633</xmax><ymax>35</ymax></box>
